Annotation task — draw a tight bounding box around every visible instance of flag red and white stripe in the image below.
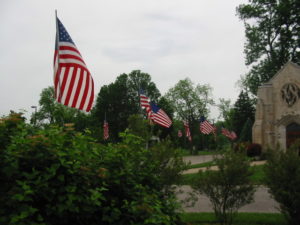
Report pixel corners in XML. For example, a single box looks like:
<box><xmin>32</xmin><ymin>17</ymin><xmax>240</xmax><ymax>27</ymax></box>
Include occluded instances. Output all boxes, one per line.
<box><xmin>184</xmin><ymin>121</ymin><xmax>192</xmax><ymax>141</ymax></box>
<box><xmin>149</xmin><ymin>102</ymin><xmax>172</xmax><ymax>128</ymax></box>
<box><xmin>221</xmin><ymin>128</ymin><xmax>237</xmax><ymax>140</ymax></box>
<box><xmin>54</xmin><ymin>17</ymin><xmax>94</xmax><ymax>112</ymax></box>
<box><xmin>200</xmin><ymin>117</ymin><xmax>216</xmax><ymax>135</ymax></box>
<box><xmin>139</xmin><ymin>90</ymin><xmax>152</xmax><ymax>118</ymax></box>
<box><xmin>230</xmin><ymin>131</ymin><xmax>237</xmax><ymax>140</ymax></box>
<box><xmin>103</xmin><ymin>120</ymin><xmax>109</xmax><ymax>140</ymax></box>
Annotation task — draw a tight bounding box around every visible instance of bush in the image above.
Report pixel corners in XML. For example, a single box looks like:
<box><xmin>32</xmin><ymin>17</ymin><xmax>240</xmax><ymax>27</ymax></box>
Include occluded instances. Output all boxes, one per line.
<box><xmin>233</xmin><ymin>142</ymin><xmax>249</xmax><ymax>154</ymax></box>
<box><xmin>192</xmin><ymin>152</ymin><xmax>255</xmax><ymax>225</ymax></box>
<box><xmin>264</xmin><ymin>148</ymin><xmax>300</xmax><ymax>225</ymax></box>
<box><xmin>0</xmin><ymin>124</ymin><xmax>186</xmax><ymax>225</ymax></box>
<box><xmin>246</xmin><ymin>143</ymin><xmax>262</xmax><ymax>158</ymax></box>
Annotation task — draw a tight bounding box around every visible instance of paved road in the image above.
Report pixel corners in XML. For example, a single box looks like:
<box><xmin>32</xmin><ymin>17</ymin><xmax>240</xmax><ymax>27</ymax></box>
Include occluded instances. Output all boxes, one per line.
<box><xmin>182</xmin><ymin>155</ymin><xmax>215</xmax><ymax>165</ymax></box>
<box><xmin>176</xmin><ymin>185</ymin><xmax>279</xmax><ymax>213</ymax></box>
<box><xmin>179</xmin><ymin>155</ymin><xmax>279</xmax><ymax>213</ymax></box>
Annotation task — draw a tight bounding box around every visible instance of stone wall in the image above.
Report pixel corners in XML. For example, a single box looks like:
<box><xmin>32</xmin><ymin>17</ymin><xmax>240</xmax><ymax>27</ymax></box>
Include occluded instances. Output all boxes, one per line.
<box><xmin>252</xmin><ymin>62</ymin><xmax>300</xmax><ymax>150</ymax></box>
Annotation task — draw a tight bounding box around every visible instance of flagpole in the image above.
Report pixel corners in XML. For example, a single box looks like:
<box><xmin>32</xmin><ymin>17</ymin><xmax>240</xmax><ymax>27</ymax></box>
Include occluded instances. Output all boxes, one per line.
<box><xmin>55</xmin><ymin>10</ymin><xmax>63</xmax><ymax>105</ymax></box>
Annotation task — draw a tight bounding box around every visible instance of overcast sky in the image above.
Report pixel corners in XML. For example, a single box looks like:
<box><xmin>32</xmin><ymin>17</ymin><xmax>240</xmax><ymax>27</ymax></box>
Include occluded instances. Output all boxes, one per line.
<box><xmin>1</xmin><ymin>0</ymin><xmax>249</xmax><ymax>120</ymax></box>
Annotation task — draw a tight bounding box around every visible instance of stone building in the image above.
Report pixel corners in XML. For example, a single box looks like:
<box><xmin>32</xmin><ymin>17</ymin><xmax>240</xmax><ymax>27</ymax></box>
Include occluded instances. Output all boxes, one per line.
<box><xmin>252</xmin><ymin>62</ymin><xmax>300</xmax><ymax>150</ymax></box>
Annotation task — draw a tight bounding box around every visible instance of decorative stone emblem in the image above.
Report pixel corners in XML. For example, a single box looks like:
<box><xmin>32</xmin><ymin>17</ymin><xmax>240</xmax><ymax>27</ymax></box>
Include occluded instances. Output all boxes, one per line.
<box><xmin>281</xmin><ymin>83</ymin><xmax>300</xmax><ymax>107</ymax></box>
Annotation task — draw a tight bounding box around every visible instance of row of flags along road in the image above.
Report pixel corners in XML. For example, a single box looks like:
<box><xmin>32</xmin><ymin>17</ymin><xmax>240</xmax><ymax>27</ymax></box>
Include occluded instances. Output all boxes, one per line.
<box><xmin>54</xmin><ymin>16</ymin><xmax>237</xmax><ymax>141</ymax></box>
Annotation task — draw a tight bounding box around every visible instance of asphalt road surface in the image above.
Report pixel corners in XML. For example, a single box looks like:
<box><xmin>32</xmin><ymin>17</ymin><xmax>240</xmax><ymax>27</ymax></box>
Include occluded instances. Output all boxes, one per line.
<box><xmin>179</xmin><ymin>155</ymin><xmax>279</xmax><ymax>213</ymax></box>
<box><xmin>177</xmin><ymin>185</ymin><xmax>279</xmax><ymax>213</ymax></box>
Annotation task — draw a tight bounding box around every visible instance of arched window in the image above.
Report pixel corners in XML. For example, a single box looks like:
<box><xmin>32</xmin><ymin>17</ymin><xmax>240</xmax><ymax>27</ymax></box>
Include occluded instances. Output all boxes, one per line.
<box><xmin>286</xmin><ymin>123</ymin><xmax>300</xmax><ymax>149</ymax></box>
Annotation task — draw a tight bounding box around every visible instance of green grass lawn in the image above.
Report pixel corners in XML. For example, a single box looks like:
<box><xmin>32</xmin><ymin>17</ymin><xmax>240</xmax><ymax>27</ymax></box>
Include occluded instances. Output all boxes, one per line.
<box><xmin>187</xmin><ymin>161</ymin><xmax>216</xmax><ymax>169</ymax></box>
<box><xmin>181</xmin><ymin>164</ymin><xmax>266</xmax><ymax>185</ymax></box>
<box><xmin>180</xmin><ymin>149</ymin><xmax>221</xmax><ymax>156</ymax></box>
<box><xmin>180</xmin><ymin>212</ymin><xmax>286</xmax><ymax>225</ymax></box>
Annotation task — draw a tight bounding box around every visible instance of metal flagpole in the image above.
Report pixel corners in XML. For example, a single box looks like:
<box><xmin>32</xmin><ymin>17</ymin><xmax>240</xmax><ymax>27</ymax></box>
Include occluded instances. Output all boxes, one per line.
<box><xmin>55</xmin><ymin>10</ymin><xmax>63</xmax><ymax>104</ymax></box>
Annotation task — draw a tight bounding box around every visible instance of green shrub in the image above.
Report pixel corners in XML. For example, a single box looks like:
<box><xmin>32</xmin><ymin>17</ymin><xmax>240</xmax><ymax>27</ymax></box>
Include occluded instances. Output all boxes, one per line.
<box><xmin>264</xmin><ymin>148</ymin><xmax>300</xmax><ymax>225</ymax></box>
<box><xmin>0</xmin><ymin>124</ymin><xmax>186</xmax><ymax>225</ymax></box>
<box><xmin>191</xmin><ymin>152</ymin><xmax>255</xmax><ymax>225</ymax></box>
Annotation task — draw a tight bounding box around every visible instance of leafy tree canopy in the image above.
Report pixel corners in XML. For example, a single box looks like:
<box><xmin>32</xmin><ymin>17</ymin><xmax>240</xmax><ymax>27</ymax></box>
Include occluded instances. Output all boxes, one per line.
<box><xmin>237</xmin><ymin>0</ymin><xmax>300</xmax><ymax>95</ymax></box>
<box><xmin>31</xmin><ymin>86</ymin><xmax>90</xmax><ymax>130</ymax></box>
<box><xmin>165</xmin><ymin>78</ymin><xmax>214</xmax><ymax>122</ymax></box>
<box><xmin>232</xmin><ymin>90</ymin><xmax>255</xmax><ymax>138</ymax></box>
<box><xmin>91</xmin><ymin>70</ymin><xmax>160</xmax><ymax>141</ymax></box>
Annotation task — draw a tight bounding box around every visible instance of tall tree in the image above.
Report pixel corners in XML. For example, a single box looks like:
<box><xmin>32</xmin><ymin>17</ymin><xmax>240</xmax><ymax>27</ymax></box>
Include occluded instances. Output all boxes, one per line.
<box><xmin>237</xmin><ymin>0</ymin><xmax>300</xmax><ymax>95</ymax></box>
<box><xmin>232</xmin><ymin>91</ymin><xmax>255</xmax><ymax>139</ymax></box>
<box><xmin>91</xmin><ymin>71</ymin><xmax>160</xmax><ymax>142</ymax></box>
<box><xmin>32</xmin><ymin>86</ymin><xmax>90</xmax><ymax>130</ymax></box>
<box><xmin>91</xmin><ymin>74</ymin><xmax>136</xmax><ymax>142</ymax></box>
<box><xmin>165</xmin><ymin>78</ymin><xmax>214</xmax><ymax>150</ymax></box>
<box><xmin>165</xmin><ymin>78</ymin><xmax>214</xmax><ymax>122</ymax></box>
<box><xmin>127</xmin><ymin>70</ymin><xmax>161</xmax><ymax>102</ymax></box>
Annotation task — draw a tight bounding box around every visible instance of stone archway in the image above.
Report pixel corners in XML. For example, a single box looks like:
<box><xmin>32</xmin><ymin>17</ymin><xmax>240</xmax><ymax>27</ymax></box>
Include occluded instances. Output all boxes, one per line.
<box><xmin>286</xmin><ymin>123</ymin><xmax>300</xmax><ymax>149</ymax></box>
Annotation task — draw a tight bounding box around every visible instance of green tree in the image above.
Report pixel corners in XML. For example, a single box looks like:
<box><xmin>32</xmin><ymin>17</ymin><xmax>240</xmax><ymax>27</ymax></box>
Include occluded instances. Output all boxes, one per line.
<box><xmin>239</xmin><ymin>117</ymin><xmax>253</xmax><ymax>142</ymax></box>
<box><xmin>0</xmin><ymin>121</ymin><xmax>187</xmax><ymax>225</ymax></box>
<box><xmin>237</xmin><ymin>0</ymin><xmax>300</xmax><ymax>95</ymax></box>
<box><xmin>91</xmin><ymin>71</ymin><xmax>161</xmax><ymax>142</ymax></box>
<box><xmin>232</xmin><ymin>91</ymin><xmax>255</xmax><ymax>138</ymax></box>
<box><xmin>127</xmin><ymin>114</ymin><xmax>151</xmax><ymax>143</ymax></box>
<box><xmin>166</xmin><ymin>78</ymin><xmax>213</xmax><ymax>121</ymax></box>
<box><xmin>32</xmin><ymin>86</ymin><xmax>91</xmax><ymax>130</ymax></box>
<box><xmin>217</xmin><ymin>98</ymin><xmax>232</xmax><ymax>122</ymax></box>
<box><xmin>165</xmin><ymin>78</ymin><xmax>214</xmax><ymax>149</ymax></box>
<box><xmin>265</xmin><ymin>148</ymin><xmax>300</xmax><ymax>225</ymax></box>
<box><xmin>192</xmin><ymin>152</ymin><xmax>255</xmax><ymax>225</ymax></box>
<box><xmin>127</xmin><ymin>70</ymin><xmax>161</xmax><ymax>103</ymax></box>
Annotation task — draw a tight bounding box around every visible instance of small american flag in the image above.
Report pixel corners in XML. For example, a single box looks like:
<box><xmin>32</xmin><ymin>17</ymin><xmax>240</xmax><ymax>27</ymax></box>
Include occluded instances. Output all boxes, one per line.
<box><xmin>149</xmin><ymin>102</ymin><xmax>172</xmax><ymax>128</ymax></box>
<box><xmin>184</xmin><ymin>121</ymin><xmax>192</xmax><ymax>141</ymax></box>
<box><xmin>103</xmin><ymin>120</ymin><xmax>109</xmax><ymax>140</ymax></box>
<box><xmin>54</xmin><ymin>17</ymin><xmax>94</xmax><ymax>112</ymax></box>
<box><xmin>221</xmin><ymin>128</ymin><xmax>236</xmax><ymax>140</ymax></box>
<box><xmin>230</xmin><ymin>131</ymin><xmax>237</xmax><ymax>140</ymax></box>
<box><xmin>200</xmin><ymin>116</ymin><xmax>216</xmax><ymax>135</ymax></box>
<box><xmin>139</xmin><ymin>90</ymin><xmax>152</xmax><ymax>118</ymax></box>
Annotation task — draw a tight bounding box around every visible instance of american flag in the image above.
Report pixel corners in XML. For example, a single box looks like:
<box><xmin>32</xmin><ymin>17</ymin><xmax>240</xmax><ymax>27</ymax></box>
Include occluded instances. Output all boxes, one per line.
<box><xmin>230</xmin><ymin>131</ymin><xmax>237</xmax><ymax>140</ymax></box>
<box><xmin>149</xmin><ymin>102</ymin><xmax>172</xmax><ymax>128</ymax></box>
<box><xmin>54</xmin><ymin>17</ymin><xmax>94</xmax><ymax>112</ymax></box>
<box><xmin>139</xmin><ymin>90</ymin><xmax>152</xmax><ymax>118</ymax></box>
<box><xmin>184</xmin><ymin>121</ymin><xmax>192</xmax><ymax>141</ymax></box>
<box><xmin>200</xmin><ymin>116</ymin><xmax>216</xmax><ymax>134</ymax></box>
<box><xmin>103</xmin><ymin>120</ymin><xmax>109</xmax><ymax>140</ymax></box>
<box><xmin>221</xmin><ymin>128</ymin><xmax>236</xmax><ymax>140</ymax></box>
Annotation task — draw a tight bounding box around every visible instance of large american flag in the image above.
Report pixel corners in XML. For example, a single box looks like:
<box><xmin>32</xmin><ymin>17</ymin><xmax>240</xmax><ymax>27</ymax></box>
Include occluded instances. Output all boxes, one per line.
<box><xmin>149</xmin><ymin>102</ymin><xmax>172</xmax><ymax>128</ymax></box>
<box><xmin>200</xmin><ymin>116</ymin><xmax>216</xmax><ymax>134</ymax></box>
<box><xmin>184</xmin><ymin>121</ymin><xmax>192</xmax><ymax>141</ymax></box>
<box><xmin>139</xmin><ymin>90</ymin><xmax>152</xmax><ymax>118</ymax></box>
<box><xmin>103</xmin><ymin>120</ymin><xmax>109</xmax><ymax>140</ymax></box>
<box><xmin>54</xmin><ymin>18</ymin><xmax>94</xmax><ymax>112</ymax></box>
